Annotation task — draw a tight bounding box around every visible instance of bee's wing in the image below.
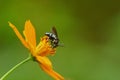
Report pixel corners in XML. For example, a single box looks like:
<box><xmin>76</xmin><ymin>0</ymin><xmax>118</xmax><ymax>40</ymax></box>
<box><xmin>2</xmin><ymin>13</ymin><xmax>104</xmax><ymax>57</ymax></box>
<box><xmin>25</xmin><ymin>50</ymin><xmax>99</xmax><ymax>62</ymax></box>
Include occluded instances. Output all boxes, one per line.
<box><xmin>51</xmin><ymin>26</ymin><xmax>58</xmax><ymax>37</ymax></box>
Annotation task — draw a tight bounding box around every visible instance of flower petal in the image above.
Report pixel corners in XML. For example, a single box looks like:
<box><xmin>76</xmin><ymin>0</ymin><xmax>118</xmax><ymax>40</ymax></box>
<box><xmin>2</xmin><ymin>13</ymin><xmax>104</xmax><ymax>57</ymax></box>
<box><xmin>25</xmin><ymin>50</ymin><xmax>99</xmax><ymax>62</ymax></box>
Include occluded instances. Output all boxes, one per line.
<box><xmin>40</xmin><ymin>64</ymin><xmax>64</xmax><ymax>80</ymax></box>
<box><xmin>8</xmin><ymin>22</ymin><xmax>29</xmax><ymax>49</ymax></box>
<box><xmin>36</xmin><ymin>56</ymin><xmax>52</xmax><ymax>68</ymax></box>
<box><xmin>23</xmin><ymin>20</ymin><xmax>36</xmax><ymax>49</ymax></box>
<box><xmin>36</xmin><ymin>56</ymin><xmax>64</xmax><ymax>80</ymax></box>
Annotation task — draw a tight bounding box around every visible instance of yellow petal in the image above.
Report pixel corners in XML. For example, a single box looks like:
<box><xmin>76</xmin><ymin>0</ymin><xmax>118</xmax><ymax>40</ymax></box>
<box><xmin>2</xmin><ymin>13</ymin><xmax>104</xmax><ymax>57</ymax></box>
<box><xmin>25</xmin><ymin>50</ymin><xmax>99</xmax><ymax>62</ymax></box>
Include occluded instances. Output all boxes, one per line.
<box><xmin>23</xmin><ymin>20</ymin><xmax>36</xmax><ymax>49</ymax></box>
<box><xmin>36</xmin><ymin>56</ymin><xmax>64</xmax><ymax>80</ymax></box>
<box><xmin>36</xmin><ymin>56</ymin><xmax>52</xmax><ymax>68</ymax></box>
<box><xmin>8</xmin><ymin>22</ymin><xmax>29</xmax><ymax>49</ymax></box>
<box><xmin>40</xmin><ymin>64</ymin><xmax>64</xmax><ymax>80</ymax></box>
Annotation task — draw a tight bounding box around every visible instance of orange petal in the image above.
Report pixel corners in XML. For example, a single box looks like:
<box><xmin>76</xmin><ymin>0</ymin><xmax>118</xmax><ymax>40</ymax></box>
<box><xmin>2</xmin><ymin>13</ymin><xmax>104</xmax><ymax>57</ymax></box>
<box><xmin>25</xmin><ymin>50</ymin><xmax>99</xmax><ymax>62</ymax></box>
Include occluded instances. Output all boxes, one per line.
<box><xmin>36</xmin><ymin>56</ymin><xmax>52</xmax><ymax>68</ymax></box>
<box><xmin>40</xmin><ymin>64</ymin><xmax>64</xmax><ymax>80</ymax></box>
<box><xmin>23</xmin><ymin>20</ymin><xmax>36</xmax><ymax>49</ymax></box>
<box><xmin>36</xmin><ymin>56</ymin><xmax>64</xmax><ymax>80</ymax></box>
<box><xmin>8</xmin><ymin>22</ymin><xmax>29</xmax><ymax>49</ymax></box>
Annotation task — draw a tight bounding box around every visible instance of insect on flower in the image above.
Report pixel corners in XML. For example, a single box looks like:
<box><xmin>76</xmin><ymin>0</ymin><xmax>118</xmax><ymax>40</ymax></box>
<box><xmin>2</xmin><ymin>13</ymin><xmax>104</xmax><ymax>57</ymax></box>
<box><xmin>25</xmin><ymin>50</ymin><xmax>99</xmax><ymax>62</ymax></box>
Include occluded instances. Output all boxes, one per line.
<box><xmin>45</xmin><ymin>27</ymin><xmax>59</xmax><ymax>48</ymax></box>
<box><xmin>8</xmin><ymin>20</ymin><xmax>64</xmax><ymax>80</ymax></box>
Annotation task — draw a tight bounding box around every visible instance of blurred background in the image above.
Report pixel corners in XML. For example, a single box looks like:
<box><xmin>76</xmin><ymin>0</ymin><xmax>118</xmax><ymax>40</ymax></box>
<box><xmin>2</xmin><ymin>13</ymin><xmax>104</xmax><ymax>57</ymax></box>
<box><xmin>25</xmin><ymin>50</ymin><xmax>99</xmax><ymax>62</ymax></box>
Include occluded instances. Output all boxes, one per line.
<box><xmin>0</xmin><ymin>0</ymin><xmax>120</xmax><ymax>80</ymax></box>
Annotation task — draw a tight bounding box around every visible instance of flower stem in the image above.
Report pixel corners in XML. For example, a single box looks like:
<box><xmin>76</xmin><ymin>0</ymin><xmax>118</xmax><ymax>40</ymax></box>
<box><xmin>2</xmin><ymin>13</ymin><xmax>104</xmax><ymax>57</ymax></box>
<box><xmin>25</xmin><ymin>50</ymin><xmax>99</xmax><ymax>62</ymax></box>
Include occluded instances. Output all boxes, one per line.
<box><xmin>0</xmin><ymin>55</ymin><xmax>32</xmax><ymax>80</ymax></box>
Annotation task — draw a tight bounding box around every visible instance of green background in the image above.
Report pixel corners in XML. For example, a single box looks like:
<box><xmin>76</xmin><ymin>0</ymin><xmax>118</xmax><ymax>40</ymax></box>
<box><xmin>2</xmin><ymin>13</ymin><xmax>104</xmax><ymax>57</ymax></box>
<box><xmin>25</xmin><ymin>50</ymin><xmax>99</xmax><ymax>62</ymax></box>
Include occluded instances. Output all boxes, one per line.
<box><xmin>0</xmin><ymin>0</ymin><xmax>120</xmax><ymax>80</ymax></box>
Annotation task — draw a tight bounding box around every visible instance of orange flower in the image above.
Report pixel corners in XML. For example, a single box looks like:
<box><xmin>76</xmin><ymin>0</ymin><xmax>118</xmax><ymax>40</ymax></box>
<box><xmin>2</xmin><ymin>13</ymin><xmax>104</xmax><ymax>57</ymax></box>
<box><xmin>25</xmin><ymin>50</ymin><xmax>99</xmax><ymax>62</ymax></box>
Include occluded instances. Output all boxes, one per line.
<box><xmin>8</xmin><ymin>20</ymin><xmax>64</xmax><ymax>80</ymax></box>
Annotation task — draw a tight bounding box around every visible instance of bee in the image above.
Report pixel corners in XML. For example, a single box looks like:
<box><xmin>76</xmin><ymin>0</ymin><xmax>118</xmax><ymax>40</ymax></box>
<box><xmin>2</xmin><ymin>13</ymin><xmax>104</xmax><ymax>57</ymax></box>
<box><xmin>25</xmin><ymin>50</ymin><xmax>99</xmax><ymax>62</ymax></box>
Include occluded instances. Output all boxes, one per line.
<box><xmin>45</xmin><ymin>27</ymin><xmax>60</xmax><ymax>48</ymax></box>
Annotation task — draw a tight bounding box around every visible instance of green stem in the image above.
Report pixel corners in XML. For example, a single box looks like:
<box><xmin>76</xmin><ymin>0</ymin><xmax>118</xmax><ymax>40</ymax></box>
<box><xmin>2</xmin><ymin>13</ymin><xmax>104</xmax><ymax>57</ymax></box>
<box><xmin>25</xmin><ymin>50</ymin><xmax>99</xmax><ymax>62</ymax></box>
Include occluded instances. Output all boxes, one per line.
<box><xmin>0</xmin><ymin>55</ymin><xmax>32</xmax><ymax>80</ymax></box>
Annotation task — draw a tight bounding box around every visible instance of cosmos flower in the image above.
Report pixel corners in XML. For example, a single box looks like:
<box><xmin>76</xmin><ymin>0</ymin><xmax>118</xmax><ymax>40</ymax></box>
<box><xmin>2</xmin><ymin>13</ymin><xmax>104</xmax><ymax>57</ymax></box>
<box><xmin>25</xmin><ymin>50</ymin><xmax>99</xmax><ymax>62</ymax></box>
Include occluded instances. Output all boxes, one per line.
<box><xmin>8</xmin><ymin>20</ymin><xmax>64</xmax><ymax>80</ymax></box>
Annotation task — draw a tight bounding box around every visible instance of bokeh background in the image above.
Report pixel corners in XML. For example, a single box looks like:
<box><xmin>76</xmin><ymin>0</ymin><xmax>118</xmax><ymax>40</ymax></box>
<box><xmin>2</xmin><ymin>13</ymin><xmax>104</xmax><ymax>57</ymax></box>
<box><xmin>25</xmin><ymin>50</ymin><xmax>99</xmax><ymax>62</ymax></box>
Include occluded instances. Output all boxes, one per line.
<box><xmin>0</xmin><ymin>0</ymin><xmax>120</xmax><ymax>80</ymax></box>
